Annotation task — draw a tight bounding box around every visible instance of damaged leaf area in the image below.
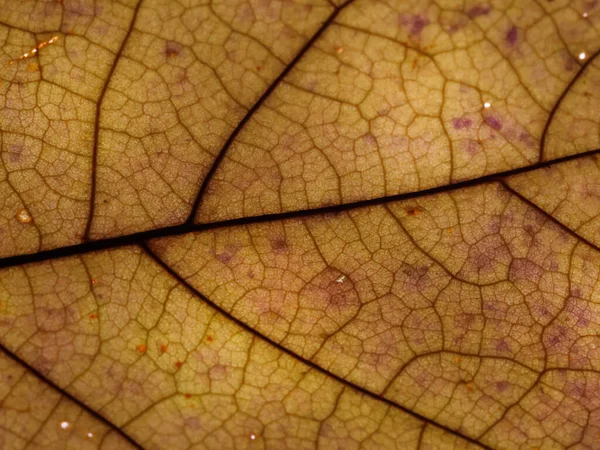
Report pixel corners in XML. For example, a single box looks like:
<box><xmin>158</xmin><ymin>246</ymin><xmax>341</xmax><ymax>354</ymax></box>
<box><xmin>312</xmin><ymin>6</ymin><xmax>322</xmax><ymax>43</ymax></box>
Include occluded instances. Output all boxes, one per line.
<box><xmin>0</xmin><ymin>0</ymin><xmax>599</xmax><ymax>448</ymax></box>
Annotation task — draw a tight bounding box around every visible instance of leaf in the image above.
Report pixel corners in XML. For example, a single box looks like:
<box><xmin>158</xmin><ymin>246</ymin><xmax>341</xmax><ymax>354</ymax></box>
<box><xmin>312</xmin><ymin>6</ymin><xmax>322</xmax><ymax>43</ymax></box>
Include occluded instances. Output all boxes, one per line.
<box><xmin>0</xmin><ymin>0</ymin><xmax>599</xmax><ymax>449</ymax></box>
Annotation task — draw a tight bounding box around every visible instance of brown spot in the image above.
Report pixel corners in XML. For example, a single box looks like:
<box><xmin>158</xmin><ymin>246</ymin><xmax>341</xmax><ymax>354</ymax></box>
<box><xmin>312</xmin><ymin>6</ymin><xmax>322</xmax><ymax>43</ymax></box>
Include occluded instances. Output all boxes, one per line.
<box><xmin>495</xmin><ymin>381</ymin><xmax>510</xmax><ymax>392</ymax></box>
<box><xmin>136</xmin><ymin>344</ymin><xmax>147</xmax><ymax>354</ymax></box>
<box><xmin>255</xmin><ymin>65</ymin><xmax>261</xmax><ymax>71</ymax></box>
<box><xmin>165</xmin><ymin>40</ymin><xmax>183</xmax><ymax>58</ymax></box>
<box><xmin>175</xmin><ymin>361</ymin><xmax>183</xmax><ymax>368</ymax></box>
<box><xmin>336</xmin><ymin>47</ymin><xmax>344</xmax><ymax>54</ymax></box>
<box><xmin>206</xmin><ymin>335</ymin><xmax>214</xmax><ymax>342</ymax></box>
<box><xmin>91</xmin><ymin>278</ymin><xmax>98</xmax><ymax>286</ymax></box>
<box><xmin>455</xmin><ymin>357</ymin><xmax>461</xmax><ymax>363</ymax></box>
<box><xmin>27</xmin><ymin>62</ymin><xmax>38</xmax><ymax>72</ymax></box>
<box><xmin>159</xmin><ymin>344</ymin><xmax>168</xmax><ymax>353</ymax></box>
<box><xmin>89</xmin><ymin>313</ymin><xmax>97</xmax><ymax>319</ymax></box>
<box><xmin>406</xmin><ymin>207</ymin><xmax>420</xmax><ymax>216</ymax></box>
<box><xmin>184</xmin><ymin>393</ymin><xmax>192</xmax><ymax>399</ymax></box>
<box><xmin>270</xmin><ymin>238</ymin><xmax>288</xmax><ymax>253</ymax></box>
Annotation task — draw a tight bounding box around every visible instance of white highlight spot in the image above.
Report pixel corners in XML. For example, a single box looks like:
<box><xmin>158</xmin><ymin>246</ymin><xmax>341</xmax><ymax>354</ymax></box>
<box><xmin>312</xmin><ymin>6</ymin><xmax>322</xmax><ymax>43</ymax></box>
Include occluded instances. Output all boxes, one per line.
<box><xmin>579</xmin><ymin>52</ymin><xmax>587</xmax><ymax>60</ymax></box>
<box><xmin>60</xmin><ymin>421</ymin><xmax>69</xmax><ymax>430</ymax></box>
<box><xmin>583</xmin><ymin>12</ymin><xmax>589</xmax><ymax>18</ymax></box>
<box><xmin>250</xmin><ymin>434</ymin><xmax>256</xmax><ymax>440</ymax></box>
<box><xmin>483</xmin><ymin>102</ymin><xmax>491</xmax><ymax>109</ymax></box>
<box><xmin>336</xmin><ymin>275</ymin><xmax>346</xmax><ymax>284</ymax></box>
<box><xmin>87</xmin><ymin>432</ymin><xmax>93</xmax><ymax>438</ymax></box>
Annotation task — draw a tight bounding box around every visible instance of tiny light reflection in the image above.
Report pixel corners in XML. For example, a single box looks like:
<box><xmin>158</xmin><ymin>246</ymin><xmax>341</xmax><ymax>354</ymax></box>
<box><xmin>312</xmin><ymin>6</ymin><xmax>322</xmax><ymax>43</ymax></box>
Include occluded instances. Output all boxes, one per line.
<box><xmin>60</xmin><ymin>421</ymin><xmax>70</xmax><ymax>429</ymax></box>
<box><xmin>484</xmin><ymin>102</ymin><xmax>491</xmax><ymax>109</ymax></box>
<box><xmin>250</xmin><ymin>434</ymin><xmax>256</xmax><ymax>440</ymax></box>
<box><xmin>583</xmin><ymin>12</ymin><xmax>588</xmax><ymax>18</ymax></box>
<box><xmin>579</xmin><ymin>52</ymin><xmax>587</xmax><ymax>60</ymax></box>
<box><xmin>87</xmin><ymin>432</ymin><xmax>94</xmax><ymax>438</ymax></box>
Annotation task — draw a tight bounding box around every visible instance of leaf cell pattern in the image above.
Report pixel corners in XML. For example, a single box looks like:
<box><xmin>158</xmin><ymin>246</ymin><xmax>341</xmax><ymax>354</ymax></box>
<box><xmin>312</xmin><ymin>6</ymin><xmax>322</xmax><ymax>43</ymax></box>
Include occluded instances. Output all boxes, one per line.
<box><xmin>0</xmin><ymin>0</ymin><xmax>600</xmax><ymax>449</ymax></box>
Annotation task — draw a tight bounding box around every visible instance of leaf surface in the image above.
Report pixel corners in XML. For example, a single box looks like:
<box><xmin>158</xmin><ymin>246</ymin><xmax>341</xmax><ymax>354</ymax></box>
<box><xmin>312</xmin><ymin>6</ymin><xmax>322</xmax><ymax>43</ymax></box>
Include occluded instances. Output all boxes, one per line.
<box><xmin>0</xmin><ymin>0</ymin><xmax>600</xmax><ymax>448</ymax></box>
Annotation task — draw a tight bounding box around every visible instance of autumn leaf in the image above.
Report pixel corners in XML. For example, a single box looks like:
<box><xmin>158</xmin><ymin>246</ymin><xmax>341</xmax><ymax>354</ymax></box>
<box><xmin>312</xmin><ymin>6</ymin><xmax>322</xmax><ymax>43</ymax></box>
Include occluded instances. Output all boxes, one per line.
<box><xmin>0</xmin><ymin>0</ymin><xmax>599</xmax><ymax>448</ymax></box>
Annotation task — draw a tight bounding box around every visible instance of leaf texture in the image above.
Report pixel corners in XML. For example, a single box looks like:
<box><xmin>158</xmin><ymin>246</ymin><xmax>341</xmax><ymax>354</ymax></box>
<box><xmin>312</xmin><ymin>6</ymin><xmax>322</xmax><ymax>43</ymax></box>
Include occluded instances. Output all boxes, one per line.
<box><xmin>1</xmin><ymin>0</ymin><xmax>600</xmax><ymax>448</ymax></box>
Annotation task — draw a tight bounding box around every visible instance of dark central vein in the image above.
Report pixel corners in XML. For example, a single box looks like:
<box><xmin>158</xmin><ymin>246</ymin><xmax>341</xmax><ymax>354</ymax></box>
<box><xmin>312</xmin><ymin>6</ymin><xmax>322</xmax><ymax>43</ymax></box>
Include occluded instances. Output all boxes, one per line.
<box><xmin>1</xmin><ymin>147</ymin><xmax>598</xmax><ymax>270</ymax></box>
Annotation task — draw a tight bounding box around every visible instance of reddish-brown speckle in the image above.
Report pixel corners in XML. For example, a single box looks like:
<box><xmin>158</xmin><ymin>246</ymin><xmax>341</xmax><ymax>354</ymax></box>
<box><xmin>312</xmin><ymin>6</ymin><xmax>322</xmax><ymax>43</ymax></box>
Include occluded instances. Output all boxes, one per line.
<box><xmin>136</xmin><ymin>344</ymin><xmax>147</xmax><ymax>354</ymax></box>
<box><xmin>165</xmin><ymin>40</ymin><xmax>183</xmax><ymax>58</ymax></box>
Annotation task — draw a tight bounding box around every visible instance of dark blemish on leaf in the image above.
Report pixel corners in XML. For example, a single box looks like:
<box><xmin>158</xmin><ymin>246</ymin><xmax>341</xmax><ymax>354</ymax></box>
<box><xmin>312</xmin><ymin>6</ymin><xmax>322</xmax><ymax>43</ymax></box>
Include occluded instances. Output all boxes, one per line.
<box><xmin>405</xmin><ymin>207</ymin><xmax>420</xmax><ymax>216</ymax></box>
<box><xmin>505</xmin><ymin>26</ymin><xmax>518</xmax><ymax>46</ymax></box>
<box><xmin>467</xmin><ymin>4</ymin><xmax>492</xmax><ymax>18</ymax></box>
<box><xmin>452</xmin><ymin>117</ymin><xmax>473</xmax><ymax>129</ymax></box>
<box><xmin>485</xmin><ymin>115</ymin><xmax>502</xmax><ymax>130</ymax></box>
<box><xmin>165</xmin><ymin>40</ymin><xmax>183</xmax><ymax>58</ymax></box>
<box><xmin>175</xmin><ymin>361</ymin><xmax>183</xmax><ymax>368</ymax></box>
<box><xmin>206</xmin><ymin>335</ymin><xmax>214</xmax><ymax>342</ymax></box>
<box><xmin>400</xmin><ymin>14</ymin><xmax>430</xmax><ymax>35</ymax></box>
<box><xmin>184</xmin><ymin>393</ymin><xmax>192</xmax><ymax>399</ymax></box>
<box><xmin>270</xmin><ymin>238</ymin><xmax>288</xmax><ymax>253</ymax></box>
<box><xmin>495</xmin><ymin>381</ymin><xmax>510</xmax><ymax>392</ymax></box>
<box><xmin>215</xmin><ymin>244</ymin><xmax>238</xmax><ymax>264</ymax></box>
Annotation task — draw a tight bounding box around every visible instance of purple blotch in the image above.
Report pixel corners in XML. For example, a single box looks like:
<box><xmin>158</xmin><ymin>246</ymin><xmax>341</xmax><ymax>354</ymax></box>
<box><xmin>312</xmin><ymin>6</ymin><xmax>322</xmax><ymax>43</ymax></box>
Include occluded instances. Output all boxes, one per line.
<box><xmin>495</xmin><ymin>381</ymin><xmax>510</xmax><ymax>392</ymax></box>
<box><xmin>467</xmin><ymin>4</ymin><xmax>492</xmax><ymax>18</ymax></box>
<box><xmin>506</xmin><ymin>26</ymin><xmax>518</xmax><ymax>46</ymax></box>
<box><xmin>452</xmin><ymin>117</ymin><xmax>473</xmax><ymax>129</ymax></box>
<box><xmin>485</xmin><ymin>116</ymin><xmax>502</xmax><ymax>131</ymax></box>
<box><xmin>400</xmin><ymin>14</ymin><xmax>430</xmax><ymax>35</ymax></box>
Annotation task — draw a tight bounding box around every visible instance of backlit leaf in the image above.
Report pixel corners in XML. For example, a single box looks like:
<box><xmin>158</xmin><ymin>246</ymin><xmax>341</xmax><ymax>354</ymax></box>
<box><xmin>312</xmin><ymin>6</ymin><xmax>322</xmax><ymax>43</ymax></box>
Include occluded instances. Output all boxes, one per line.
<box><xmin>1</xmin><ymin>0</ymin><xmax>599</xmax><ymax>448</ymax></box>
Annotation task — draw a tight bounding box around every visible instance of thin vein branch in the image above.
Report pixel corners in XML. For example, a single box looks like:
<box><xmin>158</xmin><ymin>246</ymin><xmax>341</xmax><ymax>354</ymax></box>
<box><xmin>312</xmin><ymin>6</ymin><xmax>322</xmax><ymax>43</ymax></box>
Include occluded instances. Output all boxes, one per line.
<box><xmin>0</xmin><ymin>343</ymin><xmax>144</xmax><ymax>449</ymax></box>
<box><xmin>140</xmin><ymin>242</ymin><xmax>491</xmax><ymax>450</ymax></box>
